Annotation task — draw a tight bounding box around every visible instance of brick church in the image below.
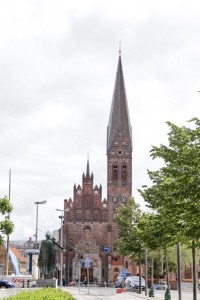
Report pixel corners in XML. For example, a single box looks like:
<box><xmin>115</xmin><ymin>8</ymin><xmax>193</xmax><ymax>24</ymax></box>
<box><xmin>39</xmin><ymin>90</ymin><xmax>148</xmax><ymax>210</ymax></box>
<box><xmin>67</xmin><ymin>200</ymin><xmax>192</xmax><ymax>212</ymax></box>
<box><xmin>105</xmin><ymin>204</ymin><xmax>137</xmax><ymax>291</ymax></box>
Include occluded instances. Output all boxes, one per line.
<box><xmin>61</xmin><ymin>54</ymin><xmax>137</xmax><ymax>284</ymax></box>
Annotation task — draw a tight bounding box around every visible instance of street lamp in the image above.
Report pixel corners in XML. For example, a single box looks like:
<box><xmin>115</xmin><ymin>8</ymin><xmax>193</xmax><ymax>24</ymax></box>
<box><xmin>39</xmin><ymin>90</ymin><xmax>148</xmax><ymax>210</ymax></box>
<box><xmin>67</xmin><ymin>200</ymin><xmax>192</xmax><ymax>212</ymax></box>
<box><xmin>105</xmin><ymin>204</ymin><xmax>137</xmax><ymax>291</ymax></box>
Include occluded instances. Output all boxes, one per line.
<box><xmin>34</xmin><ymin>200</ymin><xmax>47</xmax><ymax>249</ymax></box>
<box><xmin>56</xmin><ymin>208</ymin><xmax>69</xmax><ymax>287</ymax></box>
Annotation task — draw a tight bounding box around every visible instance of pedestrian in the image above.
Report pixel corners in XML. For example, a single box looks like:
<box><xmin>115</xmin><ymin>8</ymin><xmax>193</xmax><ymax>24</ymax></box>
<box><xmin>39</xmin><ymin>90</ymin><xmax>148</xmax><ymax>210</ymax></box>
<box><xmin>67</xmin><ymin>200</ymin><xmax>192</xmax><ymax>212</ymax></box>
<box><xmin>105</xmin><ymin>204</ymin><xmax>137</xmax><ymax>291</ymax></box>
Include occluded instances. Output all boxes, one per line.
<box><xmin>62</xmin><ymin>277</ymin><xmax>66</xmax><ymax>286</ymax></box>
<box><xmin>84</xmin><ymin>276</ymin><xmax>87</xmax><ymax>287</ymax></box>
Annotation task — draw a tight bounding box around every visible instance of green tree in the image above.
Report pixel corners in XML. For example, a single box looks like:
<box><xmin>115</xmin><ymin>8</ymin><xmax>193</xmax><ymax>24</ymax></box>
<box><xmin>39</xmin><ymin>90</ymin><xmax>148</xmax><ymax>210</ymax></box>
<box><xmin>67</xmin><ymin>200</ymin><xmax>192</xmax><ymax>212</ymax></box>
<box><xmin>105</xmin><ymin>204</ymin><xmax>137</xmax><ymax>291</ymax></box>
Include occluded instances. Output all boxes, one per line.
<box><xmin>115</xmin><ymin>197</ymin><xmax>145</xmax><ymax>293</ymax></box>
<box><xmin>139</xmin><ymin>118</ymin><xmax>200</xmax><ymax>300</ymax></box>
<box><xmin>0</xmin><ymin>196</ymin><xmax>14</xmax><ymax>244</ymax></box>
<box><xmin>137</xmin><ymin>209</ymin><xmax>179</xmax><ymax>287</ymax></box>
<box><xmin>115</xmin><ymin>197</ymin><xmax>143</xmax><ymax>258</ymax></box>
<box><xmin>115</xmin><ymin>197</ymin><xmax>186</xmax><ymax>286</ymax></box>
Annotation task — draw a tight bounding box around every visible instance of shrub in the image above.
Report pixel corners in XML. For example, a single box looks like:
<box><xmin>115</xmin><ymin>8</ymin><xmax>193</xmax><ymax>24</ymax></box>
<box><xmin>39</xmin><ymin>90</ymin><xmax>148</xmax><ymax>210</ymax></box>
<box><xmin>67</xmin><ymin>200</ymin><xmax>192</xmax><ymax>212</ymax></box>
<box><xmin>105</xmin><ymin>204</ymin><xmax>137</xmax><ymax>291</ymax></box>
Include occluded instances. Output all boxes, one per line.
<box><xmin>3</xmin><ymin>288</ymin><xmax>75</xmax><ymax>300</ymax></box>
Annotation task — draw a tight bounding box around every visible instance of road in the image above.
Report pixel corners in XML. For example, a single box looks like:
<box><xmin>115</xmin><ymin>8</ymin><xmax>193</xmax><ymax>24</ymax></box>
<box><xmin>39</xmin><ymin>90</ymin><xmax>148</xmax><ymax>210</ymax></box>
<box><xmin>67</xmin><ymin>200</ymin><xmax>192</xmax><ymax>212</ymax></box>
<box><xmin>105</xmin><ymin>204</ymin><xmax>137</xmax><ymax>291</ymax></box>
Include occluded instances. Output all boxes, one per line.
<box><xmin>64</xmin><ymin>286</ymin><xmax>200</xmax><ymax>300</ymax></box>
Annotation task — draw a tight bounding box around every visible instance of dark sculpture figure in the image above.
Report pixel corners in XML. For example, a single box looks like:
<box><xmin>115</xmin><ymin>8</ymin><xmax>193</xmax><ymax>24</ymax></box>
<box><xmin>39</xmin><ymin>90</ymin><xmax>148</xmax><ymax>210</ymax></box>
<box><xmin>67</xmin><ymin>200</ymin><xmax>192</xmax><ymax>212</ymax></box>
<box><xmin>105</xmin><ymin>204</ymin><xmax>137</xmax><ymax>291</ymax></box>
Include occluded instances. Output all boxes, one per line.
<box><xmin>38</xmin><ymin>231</ymin><xmax>63</xmax><ymax>277</ymax></box>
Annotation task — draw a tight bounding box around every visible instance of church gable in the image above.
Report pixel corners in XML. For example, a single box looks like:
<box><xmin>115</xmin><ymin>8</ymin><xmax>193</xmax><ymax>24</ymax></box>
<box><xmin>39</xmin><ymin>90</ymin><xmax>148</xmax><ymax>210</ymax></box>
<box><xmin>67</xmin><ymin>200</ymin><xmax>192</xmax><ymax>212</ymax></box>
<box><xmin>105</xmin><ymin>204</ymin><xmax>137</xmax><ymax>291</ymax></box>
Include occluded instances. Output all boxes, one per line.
<box><xmin>64</xmin><ymin>159</ymin><xmax>108</xmax><ymax>223</ymax></box>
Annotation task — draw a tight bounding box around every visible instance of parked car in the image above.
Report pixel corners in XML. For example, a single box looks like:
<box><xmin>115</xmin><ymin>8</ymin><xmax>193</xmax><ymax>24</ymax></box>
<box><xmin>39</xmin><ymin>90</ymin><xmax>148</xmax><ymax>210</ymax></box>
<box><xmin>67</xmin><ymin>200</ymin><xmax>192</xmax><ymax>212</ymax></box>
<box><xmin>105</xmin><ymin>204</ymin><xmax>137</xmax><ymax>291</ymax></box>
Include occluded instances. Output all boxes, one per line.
<box><xmin>125</xmin><ymin>276</ymin><xmax>146</xmax><ymax>291</ymax></box>
<box><xmin>0</xmin><ymin>280</ymin><xmax>15</xmax><ymax>289</ymax></box>
<box><xmin>115</xmin><ymin>272</ymin><xmax>132</xmax><ymax>288</ymax></box>
<box><xmin>153</xmin><ymin>281</ymin><xmax>168</xmax><ymax>290</ymax></box>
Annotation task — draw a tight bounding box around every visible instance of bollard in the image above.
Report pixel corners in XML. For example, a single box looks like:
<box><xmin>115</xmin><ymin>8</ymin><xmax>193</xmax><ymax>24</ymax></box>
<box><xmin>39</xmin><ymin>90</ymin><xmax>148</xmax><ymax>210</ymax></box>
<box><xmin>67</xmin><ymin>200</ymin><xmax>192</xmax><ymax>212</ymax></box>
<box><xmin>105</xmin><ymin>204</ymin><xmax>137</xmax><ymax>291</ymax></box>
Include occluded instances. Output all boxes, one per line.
<box><xmin>104</xmin><ymin>281</ymin><xmax>107</xmax><ymax>287</ymax></box>
<box><xmin>164</xmin><ymin>287</ymin><xmax>171</xmax><ymax>300</ymax></box>
<box><xmin>149</xmin><ymin>287</ymin><xmax>155</xmax><ymax>297</ymax></box>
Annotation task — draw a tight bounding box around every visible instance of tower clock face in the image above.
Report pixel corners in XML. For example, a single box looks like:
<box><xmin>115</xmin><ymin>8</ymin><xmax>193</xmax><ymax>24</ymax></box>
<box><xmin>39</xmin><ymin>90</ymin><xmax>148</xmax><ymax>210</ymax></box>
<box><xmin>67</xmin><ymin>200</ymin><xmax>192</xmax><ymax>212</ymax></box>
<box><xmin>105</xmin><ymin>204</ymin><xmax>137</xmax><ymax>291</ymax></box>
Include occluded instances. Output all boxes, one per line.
<box><xmin>77</xmin><ymin>190</ymin><xmax>81</xmax><ymax>195</ymax></box>
<box><xmin>94</xmin><ymin>190</ymin><xmax>98</xmax><ymax>195</ymax></box>
<box><xmin>103</xmin><ymin>204</ymin><xmax>107</xmax><ymax>208</ymax></box>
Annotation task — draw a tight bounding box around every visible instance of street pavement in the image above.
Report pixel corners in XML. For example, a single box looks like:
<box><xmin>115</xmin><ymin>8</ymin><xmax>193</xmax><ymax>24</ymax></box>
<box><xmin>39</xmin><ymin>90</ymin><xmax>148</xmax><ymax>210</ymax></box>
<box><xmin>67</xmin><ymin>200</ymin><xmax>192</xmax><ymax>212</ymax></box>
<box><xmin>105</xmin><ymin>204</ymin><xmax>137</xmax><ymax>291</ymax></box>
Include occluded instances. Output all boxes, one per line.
<box><xmin>63</xmin><ymin>286</ymin><xmax>200</xmax><ymax>300</ymax></box>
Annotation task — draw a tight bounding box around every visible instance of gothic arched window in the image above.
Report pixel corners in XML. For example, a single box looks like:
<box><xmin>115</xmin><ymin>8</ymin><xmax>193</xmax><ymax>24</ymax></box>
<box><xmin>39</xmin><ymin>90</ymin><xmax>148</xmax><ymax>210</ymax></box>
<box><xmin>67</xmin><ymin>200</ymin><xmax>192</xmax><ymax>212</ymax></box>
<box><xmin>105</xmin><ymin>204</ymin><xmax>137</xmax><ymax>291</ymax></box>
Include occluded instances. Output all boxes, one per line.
<box><xmin>113</xmin><ymin>194</ymin><xmax>118</xmax><ymax>202</ymax></box>
<box><xmin>112</xmin><ymin>164</ymin><xmax>118</xmax><ymax>182</ymax></box>
<box><xmin>114</xmin><ymin>267</ymin><xmax>119</xmax><ymax>272</ymax></box>
<box><xmin>85</xmin><ymin>243</ymin><xmax>89</xmax><ymax>253</ymax></box>
<box><xmin>122</xmin><ymin>194</ymin><xmax>126</xmax><ymax>202</ymax></box>
<box><xmin>101</xmin><ymin>239</ymin><xmax>105</xmax><ymax>251</ymax></box>
<box><xmin>122</xmin><ymin>164</ymin><xmax>127</xmax><ymax>185</ymax></box>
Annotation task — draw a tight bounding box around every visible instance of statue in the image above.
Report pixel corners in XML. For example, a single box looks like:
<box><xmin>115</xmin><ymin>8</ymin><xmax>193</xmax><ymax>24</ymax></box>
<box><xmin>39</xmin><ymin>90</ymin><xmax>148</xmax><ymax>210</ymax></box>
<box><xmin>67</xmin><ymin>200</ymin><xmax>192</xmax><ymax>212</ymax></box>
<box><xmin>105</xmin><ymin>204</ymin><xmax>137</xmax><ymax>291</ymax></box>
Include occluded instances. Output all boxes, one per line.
<box><xmin>38</xmin><ymin>231</ymin><xmax>63</xmax><ymax>277</ymax></box>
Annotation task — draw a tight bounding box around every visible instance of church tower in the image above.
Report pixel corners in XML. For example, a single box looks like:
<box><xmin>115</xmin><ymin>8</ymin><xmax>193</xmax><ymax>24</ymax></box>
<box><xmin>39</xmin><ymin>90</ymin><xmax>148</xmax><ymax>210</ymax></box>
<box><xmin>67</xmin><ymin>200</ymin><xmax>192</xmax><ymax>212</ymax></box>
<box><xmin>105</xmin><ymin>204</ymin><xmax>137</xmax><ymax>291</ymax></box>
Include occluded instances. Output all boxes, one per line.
<box><xmin>61</xmin><ymin>53</ymin><xmax>133</xmax><ymax>286</ymax></box>
<box><xmin>107</xmin><ymin>53</ymin><xmax>132</xmax><ymax>225</ymax></box>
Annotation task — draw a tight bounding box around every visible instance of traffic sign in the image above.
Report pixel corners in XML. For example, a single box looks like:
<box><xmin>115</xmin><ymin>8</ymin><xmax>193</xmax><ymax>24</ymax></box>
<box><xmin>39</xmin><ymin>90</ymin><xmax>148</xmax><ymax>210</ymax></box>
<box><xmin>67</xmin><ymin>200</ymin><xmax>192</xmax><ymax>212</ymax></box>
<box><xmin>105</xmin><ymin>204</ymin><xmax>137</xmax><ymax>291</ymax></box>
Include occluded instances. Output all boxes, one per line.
<box><xmin>84</xmin><ymin>257</ymin><xmax>92</xmax><ymax>264</ymax></box>
<box><xmin>104</xmin><ymin>246</ymin><xmax>110</xmax><ymax>253</ymax></box>
<box><xmin>120</xmin><ymin>269</ymin><xmax>127</xmax><ymax>277</ymax></box>
<box><xmin>77</xmin><ymin>261</ymin><xmax>82</xmax><ymax>267</ymax></box>
<box><xmin>25</xmin><ymin>249</ymin><xmax>40</xmax><ymax>255</ymax></box>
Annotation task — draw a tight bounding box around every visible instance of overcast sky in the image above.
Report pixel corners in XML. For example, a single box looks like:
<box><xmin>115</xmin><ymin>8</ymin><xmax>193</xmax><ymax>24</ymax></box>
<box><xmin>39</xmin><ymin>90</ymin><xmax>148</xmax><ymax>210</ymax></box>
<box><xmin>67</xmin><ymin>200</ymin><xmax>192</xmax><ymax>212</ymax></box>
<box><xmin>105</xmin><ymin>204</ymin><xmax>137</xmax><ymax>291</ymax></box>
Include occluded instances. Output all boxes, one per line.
<box><xmin>0</xmin><ymin>0</ymin><xmax>199</xmax><ymax>241</ymax></box>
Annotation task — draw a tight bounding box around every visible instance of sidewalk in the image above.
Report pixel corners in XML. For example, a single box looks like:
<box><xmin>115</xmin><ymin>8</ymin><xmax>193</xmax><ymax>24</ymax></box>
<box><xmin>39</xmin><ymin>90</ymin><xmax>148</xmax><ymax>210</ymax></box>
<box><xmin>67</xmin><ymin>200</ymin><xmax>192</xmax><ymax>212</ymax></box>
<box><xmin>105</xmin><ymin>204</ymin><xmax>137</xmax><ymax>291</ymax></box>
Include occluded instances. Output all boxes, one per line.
<box><xmin>64</xmin><ymin>286</ymin><xmax>200</xmax><ymax>300</ymax></box>
<box><xmin>64</xmin><ymin>286</ymin><xmax>165</xmax><ymax>300</ymax></box>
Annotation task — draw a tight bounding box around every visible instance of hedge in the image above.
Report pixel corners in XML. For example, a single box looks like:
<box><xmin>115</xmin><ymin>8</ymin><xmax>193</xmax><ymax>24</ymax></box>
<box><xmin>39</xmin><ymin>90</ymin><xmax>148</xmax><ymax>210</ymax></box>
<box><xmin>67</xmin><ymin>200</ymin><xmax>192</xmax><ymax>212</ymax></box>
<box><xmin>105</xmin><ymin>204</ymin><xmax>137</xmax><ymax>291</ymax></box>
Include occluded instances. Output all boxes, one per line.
<box><xmin>2</xmin><ymin>288</ymin><xmax>75</xmax><ymax>300</ymax></box>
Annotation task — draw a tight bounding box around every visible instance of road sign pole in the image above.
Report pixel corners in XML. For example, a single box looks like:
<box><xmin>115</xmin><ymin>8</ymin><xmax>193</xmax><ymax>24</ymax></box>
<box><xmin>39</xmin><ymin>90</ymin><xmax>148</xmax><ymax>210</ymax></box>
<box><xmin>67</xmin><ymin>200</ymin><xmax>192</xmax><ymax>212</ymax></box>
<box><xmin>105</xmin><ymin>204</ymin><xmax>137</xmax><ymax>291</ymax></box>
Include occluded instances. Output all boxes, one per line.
<box><xmin>78</xmin><ymin>266</ymin><xmax>80</xmax><ymax>293</ymax></box>
<box><xmin>87</xmin><ymin>267</ymin><xmax>89</xmax><ymax>294</ymax></box>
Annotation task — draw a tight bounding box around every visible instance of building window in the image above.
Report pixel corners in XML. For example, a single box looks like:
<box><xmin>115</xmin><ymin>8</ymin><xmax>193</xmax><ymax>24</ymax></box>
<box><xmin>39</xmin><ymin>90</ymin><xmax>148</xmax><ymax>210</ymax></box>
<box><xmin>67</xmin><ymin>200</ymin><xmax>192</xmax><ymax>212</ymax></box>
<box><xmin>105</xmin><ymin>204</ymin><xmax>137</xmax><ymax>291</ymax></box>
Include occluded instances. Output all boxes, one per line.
<box><xmin>122</xmin><ymin>164</ymin><xmax>127</xmax><ymax>184</ymax></box>
<box><xmin>114</xmin><ymin>267</ymin><xmax>119</xmax><ymax>272</ymax></box>
<box><xmin>112</xmin><ymin>255</ymin><xmax>120</xmax><ymax>262</ymax></box>
<box><xmin>122</xmin><ymin>194</ymin><xmax>126</xmax><ymax>202</ymax></box>
<box><xmin>101</xmin><ymin>239</ymin><xmax>105</xmax><ymax>251</ymax></box>
<box><xmin>113</xmin><ymin>240</ymin><xmax>118</xmax><ymax>251</ymax></box>
<box><xmin>113</xmin><ymin>194</ymin><xmax>118</xmax><ymax>202</ymax></box>
<box><xmin>102</xmin><ymin>268</ymin><xmax>104</xmax><ymax>277</ymax></box>
<box><xmin>69</xmin><ymin>239</ymin><xmax>73</xmax><ymax>251</ymax></box>
<box><xmin>125</xmin><ymin>261</ymin><xmax>128</xmax><ymax>269</ymax></box>
<box><xmin>85</xmin><ymin>243</ymin><xmax>89</xmax><ymax>253</ymax></box>
<box><xmin>112</xmin><ymin>164</ymin><xmax>118</xmax><ymax>182</ymax></box>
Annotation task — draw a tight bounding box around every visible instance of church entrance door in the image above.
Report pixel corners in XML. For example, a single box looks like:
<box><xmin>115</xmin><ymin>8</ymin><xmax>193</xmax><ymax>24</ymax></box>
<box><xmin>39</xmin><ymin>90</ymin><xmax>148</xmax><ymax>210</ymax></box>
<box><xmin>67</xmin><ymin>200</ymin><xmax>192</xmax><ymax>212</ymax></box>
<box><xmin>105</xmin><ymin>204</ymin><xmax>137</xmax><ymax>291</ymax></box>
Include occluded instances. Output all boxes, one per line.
<box><xmin>81</xmin><ymin>268</ymin><xmax>93</xmax><ymax>283</ymax></box>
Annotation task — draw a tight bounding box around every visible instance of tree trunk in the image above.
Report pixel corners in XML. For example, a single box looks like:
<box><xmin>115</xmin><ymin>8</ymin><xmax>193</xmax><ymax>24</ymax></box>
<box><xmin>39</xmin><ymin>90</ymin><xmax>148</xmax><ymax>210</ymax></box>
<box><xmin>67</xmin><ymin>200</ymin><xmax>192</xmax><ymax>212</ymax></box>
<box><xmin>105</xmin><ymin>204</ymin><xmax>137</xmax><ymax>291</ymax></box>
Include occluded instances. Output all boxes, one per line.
<box><xmin>138</xmin><ymin>250</ymin><xmax>141</xmax><ymax>294</ymax></box>
<box><xmin>192</xmin><ymin>240</ymin><xmax>196</xmax><ymax>300</ymax></box>
<box><xmin>177</xmin><ymin>242</ymin><xmax>182</xmax><ymax>300</ymax></box>
<box><xmin>164</xmin><ymin>246</ymin><xmax>169</xmax><ymax>287</ymax></box>
<box><xmin>151</xmin><ymin>256</ymin><xmax>154</xmax><ymax>287</ymax></box>
<box><xmin>145</xmin><ymin>249</ymin><xmax>148</xmax><ymax>296</ymax></box>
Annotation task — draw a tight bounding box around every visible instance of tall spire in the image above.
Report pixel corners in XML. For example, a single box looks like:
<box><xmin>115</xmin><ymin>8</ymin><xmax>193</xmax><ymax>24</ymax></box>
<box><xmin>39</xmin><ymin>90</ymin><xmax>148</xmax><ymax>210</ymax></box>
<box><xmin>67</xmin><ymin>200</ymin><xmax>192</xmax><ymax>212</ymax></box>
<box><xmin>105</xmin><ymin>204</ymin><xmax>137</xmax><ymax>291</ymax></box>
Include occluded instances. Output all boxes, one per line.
<box><xmin>107</xmin><ymin>54</ymin><xmax>132</xmax><ymax>153</ymax></box>
<box><xmin>86</xmin><ymin>153</ymin><xmax>90</xmax><ymax>177</ymax></box>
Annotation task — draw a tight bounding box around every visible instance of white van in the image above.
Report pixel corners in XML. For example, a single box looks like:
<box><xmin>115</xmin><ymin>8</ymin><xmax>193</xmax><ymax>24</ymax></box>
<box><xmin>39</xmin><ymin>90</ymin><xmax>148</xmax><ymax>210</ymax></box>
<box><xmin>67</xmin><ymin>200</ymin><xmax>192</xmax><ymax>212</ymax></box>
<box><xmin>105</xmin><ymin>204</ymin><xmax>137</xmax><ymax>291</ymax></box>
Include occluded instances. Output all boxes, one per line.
<box><xmin>125</xmin><ymin>276</ymin><xmax>146</xmax><ymax>291</ymax></box>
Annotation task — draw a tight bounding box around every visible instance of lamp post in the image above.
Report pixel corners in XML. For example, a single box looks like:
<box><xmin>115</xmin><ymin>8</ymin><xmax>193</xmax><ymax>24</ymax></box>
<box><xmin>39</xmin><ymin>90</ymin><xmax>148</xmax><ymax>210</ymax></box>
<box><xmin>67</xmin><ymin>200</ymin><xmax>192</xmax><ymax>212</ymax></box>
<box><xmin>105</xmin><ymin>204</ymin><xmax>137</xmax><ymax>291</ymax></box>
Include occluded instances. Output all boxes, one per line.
<box><xmin>145</xmin><ymin>248</ymin><xmax>148</xmax><ymax>296</ymax></box>
<box><xmin>140</xmin><ymin>185</ymin><xmax>148</xmax><ymax>295</ymax></box>
<box><xmin>34</xmin><ymin>200</ymin><xmax>47</xmax><ymax>249</ymax></box>
<box><xmin>56</xmin><ymin>208</ymin><xmax>69</xmax><ymax>287</ymax></box>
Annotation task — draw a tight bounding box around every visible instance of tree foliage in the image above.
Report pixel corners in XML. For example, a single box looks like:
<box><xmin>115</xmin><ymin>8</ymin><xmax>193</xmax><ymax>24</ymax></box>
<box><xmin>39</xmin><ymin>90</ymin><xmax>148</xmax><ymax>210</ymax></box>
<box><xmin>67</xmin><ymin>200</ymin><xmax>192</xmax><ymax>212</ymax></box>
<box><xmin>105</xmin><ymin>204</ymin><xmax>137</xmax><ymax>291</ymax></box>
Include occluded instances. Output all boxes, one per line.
<box><xmin>115</xmin><ymin>197</ymin><xmax>143</xmax><ymax>258</ymax></box>
<box><xmin>0</xmin><ymin>196</ymin><xmax>14</xmax><ymax>244</ymax></box>
<box><xmin>138</xmin><ymin>118</ymin><xmax>200</xmax><ymax>297</ymax></box>
<box><xmin>139</xmin><ymin>118</ymin><xmax>200</xmax><ymax>245</ymax></box>
<box><xmin>115</xmin><ymin>118</ymin><xmax>200</xmax><ymax>289</ymax></box>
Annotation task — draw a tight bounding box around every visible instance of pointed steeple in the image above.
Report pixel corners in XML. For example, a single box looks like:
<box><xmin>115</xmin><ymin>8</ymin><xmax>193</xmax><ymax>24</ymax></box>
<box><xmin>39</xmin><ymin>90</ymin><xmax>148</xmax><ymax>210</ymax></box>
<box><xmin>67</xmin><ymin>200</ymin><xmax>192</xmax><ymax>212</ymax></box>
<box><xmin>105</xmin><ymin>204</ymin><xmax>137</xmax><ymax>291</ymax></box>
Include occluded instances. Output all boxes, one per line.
<box><xmin>86</xmin><ymin>154</ymin><xmax>90</xmax><ymax>177</ymax></box>
<box><xmin>107</xmin><ymin>54</ymin><xmax>132</xmax><ymax>153</ymax></box>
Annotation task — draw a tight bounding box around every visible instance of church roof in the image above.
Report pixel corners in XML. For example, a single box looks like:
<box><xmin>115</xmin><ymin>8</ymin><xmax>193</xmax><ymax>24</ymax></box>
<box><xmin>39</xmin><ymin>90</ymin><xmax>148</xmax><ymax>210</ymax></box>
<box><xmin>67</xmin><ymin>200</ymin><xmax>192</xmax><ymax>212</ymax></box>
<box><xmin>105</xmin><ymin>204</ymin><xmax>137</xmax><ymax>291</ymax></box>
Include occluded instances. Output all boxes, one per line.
<box><xmin>107</xmin><ymin>54</ymin><xmax>132</xmax><ymax>152</ymax></box>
